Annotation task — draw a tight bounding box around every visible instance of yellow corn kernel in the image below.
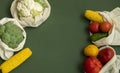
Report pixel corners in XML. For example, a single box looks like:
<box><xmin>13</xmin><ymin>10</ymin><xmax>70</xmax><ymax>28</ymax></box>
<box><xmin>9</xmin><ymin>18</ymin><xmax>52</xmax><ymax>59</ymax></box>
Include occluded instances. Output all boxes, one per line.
<box><xmin>0</xmin><ymin>48</ymin><xmax>32</xmax><ymax>73</ymax></box>
<box><xmin>85</xmin><ymin>10</ymin><xmax>104</xmax><ymax>23</ymax></box>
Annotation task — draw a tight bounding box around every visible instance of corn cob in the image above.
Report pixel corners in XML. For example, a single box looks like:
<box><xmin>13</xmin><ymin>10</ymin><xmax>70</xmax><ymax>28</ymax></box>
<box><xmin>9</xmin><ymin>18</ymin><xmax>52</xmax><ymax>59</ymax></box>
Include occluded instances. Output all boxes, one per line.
<box><xmin>0</xmin><ymin>48</ymin><xmax>32</xmax><ymax>73</ymax></box>
<box><xmin>85</xmin><ymin>10</ymin><xmax>104</xmax><ymax>23</ymax></box>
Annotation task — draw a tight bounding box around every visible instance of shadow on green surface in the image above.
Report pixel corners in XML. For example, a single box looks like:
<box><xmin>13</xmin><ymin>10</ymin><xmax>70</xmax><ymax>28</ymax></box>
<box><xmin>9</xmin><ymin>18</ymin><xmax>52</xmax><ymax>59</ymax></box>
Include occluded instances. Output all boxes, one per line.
<box><xmin>77</xmin><ymin>46</ymin><xmax>88</xmax><ymax>73</ymax></box>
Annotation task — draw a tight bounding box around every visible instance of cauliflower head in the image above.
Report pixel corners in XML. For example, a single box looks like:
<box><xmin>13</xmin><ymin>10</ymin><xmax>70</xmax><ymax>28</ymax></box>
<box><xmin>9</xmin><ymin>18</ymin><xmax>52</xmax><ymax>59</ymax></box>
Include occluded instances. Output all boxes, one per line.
<box><xmin>17</xmin><ymin>0</ymin><xmax>43</xmax><ymax>18</ymax></box>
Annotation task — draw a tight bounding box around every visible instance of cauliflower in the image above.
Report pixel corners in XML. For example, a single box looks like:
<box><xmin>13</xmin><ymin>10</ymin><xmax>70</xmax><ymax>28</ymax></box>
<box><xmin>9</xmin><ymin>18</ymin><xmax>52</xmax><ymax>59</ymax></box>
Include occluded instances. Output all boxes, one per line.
<box><xmin>11</xmin><ymin>0</ymin><xmax>51</xmax><ymax>27</ymax></box>
<box><xmin>17</xmin><ymin>0</ymin><xmax>43</xmax><ymax>18</ymax></box>
<box><xmin>1</xmin><ymin>21</ymin><xmax>24</xmax><ymax>48</ymax></box>
<box><xmin>31</xmin><ymin>2</ymin><xmax>43</xmax><ymax>17</ymax></box>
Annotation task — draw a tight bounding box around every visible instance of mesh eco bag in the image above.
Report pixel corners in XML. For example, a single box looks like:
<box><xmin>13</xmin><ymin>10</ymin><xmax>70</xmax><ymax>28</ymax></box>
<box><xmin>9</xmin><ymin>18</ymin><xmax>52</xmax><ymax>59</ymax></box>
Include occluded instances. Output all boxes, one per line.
<box><xmin>10</xmin><ymin>0</ymin><xmax>51</xmax><ymax>27</ymax></box>
<box><xmin>0</xmin><ymin>18</ymin><xmax>26</xmax><ymax>60</ymax></box>
<box><xmin>91</xmin><ymin>7</ymin><xmax>120</xmax><ymax>46</ymax></box>
<box><xmin>87</xmin><ymin>8</ymin><xmax>120</xmax><ymax>72</ymax></box>
<box><xmin>98</xmin><ymin>46</ymin><xmax>120</xmax><ymax>73</ymax></box>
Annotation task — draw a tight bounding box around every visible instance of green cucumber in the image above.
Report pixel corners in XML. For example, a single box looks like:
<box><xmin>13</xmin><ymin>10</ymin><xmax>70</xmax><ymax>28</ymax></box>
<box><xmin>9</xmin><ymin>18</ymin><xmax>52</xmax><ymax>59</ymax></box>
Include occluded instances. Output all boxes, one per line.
<box><xmin>90</xmin><ymin>33</ymin><xmax>108</xmax><ymax>42</ymax></box>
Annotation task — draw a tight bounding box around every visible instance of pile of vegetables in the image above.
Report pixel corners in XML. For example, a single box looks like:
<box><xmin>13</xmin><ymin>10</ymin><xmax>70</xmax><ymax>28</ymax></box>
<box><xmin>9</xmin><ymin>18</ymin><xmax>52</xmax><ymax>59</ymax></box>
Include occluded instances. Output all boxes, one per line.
<box><xmin>83</xmin><ymin>44</ymin><xmax>115</xmax><ymax>73</ymax></box>
<box><xmin>85</xmin><ymin>10</ymin><xmax>112</xmax><ymax>42</ymax></box>
<box><xmin>82</xmin><ymin>9</ymin><xmax>117</xmax><ymax>73</ymax></box>
<box><xmin>81</xmin><ymin>10</ymin><xmax>120</xmax><ymax>73</ymax></box>
<box><xmin>0</xmin><ymin>0</ymin><xmax>51</xmax><ymax>72</ymax></box>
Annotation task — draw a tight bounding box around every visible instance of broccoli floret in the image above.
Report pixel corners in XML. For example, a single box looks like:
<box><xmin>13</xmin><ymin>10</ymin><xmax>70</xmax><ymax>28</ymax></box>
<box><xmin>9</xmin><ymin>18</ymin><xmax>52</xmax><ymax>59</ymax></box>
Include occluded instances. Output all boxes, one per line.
<box><xmin>0</xmin><ymin>25</ymin><xmax>5</xmax><ymax>36</ymax></box>
<box><xmin>15</xmin><ymin>33</ymin><xmax>24</xmax><ymax>44</ymax></box>
<box><xmin>10</xmin><ymin>34</ymin><xmax>24</xmax><ymax>44</ymax></box>
<box><xmin>31</xmin><ymin>9</ymin><xmax>40</xmax><ymax>18</ymax></box>
<box><xmin>1</xmin><ymin>33</ymin><xmax>10</xmax><ymax>44</ymax></box>
<box><xmin>8</xmin><ymin>42</ymin><xmax>18</xmax><ymax>48</ymax></box>
<box><xmin>4</xmin><ymin>21</ymin><xmax>14</xmax><ymax>27</ymax></box>
<box><xmin>1</xmin><ymin>21</ymin><xmax>24</xmax><ymax>48</ymax></box>
<box><xmin>5</xmin><ymin>21</ymin><xmax>23</xmax><ymax>35</ymax></box>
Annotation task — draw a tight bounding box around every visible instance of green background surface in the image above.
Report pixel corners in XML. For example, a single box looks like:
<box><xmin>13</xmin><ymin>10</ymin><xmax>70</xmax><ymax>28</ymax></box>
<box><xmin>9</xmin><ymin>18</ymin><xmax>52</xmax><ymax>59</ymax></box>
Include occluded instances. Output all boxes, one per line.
<box><xmin>0</xmin><ymin>0</ymin><xmax>120</xmax><ymax>73</ymax></box>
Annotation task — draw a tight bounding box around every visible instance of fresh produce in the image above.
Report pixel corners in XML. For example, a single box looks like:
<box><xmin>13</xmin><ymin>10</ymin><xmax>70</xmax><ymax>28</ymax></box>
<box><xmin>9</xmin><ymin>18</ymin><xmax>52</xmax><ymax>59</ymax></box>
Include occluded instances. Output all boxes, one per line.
<box><xmin>84</xmin><ymin>44</ymin><xmax>99</xmax><ymax>57</ymax></box>
<box><xmin>34</xmin><ymin>0</ymin><xmax>48</xmax><ymax>8</ymax></box>
<box><xmin>0</xmin><ymin>25</ymin><xmax>5</xmax><ymax>36</ymax></box>
<box><xmin>17</xmin><ymin>0</ymin><xmax>44</xmax><ymax>18</ymax></box>
<box><xmin>100</xmin><ymin>21</ymin><xmax>112</xmax><ymax>32</ymax></box>
<box><xmin>0</xmin><ymin>48</ymin><xmax>32</xmax><ymax>73</ymax></box>
<box><xmin>83</xmin><ymin>9</ymin><xmax>116</xmax><ymax>73</ymax></box>
<box><xmin>85</xmin><ymin>9</ymin><xmax>113</xmax><ymax>42</ymax></box>
<box><xmin>98</xmin><ymin>47</ymin><xmax>114</xmax><ymax>65</ymax></box>
<box><xmin>85</xmin><ymin>10</ymin><xmax>103</xmax><ymax>23</ymax></box>
<box><xmin>90</xmin><ymin>32</ymin><xmax>108</xmax><ymax>41</ymax></box>
<box><xmin>84</xmin><ymin>57</ymin><xmax>102</xmax><ymax>73</ymax></box>
<box><xmin>89</xmin><ymin>22</ymin><xmax>100</xmax><ymax>33</ymax></box>
<box><xmin>0</xmin><ymin>21</ymin><xmax>24</xmax><ymax>48</ymax></box>
<box><xmin>88</xmin><ymin>21</ymin><xmax>112</xmax><ymax>42</ymax></box>
<box><xmin>11</xmin><ymin>0</ymin><xmax>51</xmax><ymax>27</ymax></box>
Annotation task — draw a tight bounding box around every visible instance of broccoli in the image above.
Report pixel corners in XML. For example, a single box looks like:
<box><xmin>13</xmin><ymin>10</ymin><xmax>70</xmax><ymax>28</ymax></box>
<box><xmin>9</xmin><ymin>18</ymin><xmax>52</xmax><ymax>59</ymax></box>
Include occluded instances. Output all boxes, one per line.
<box><xmin>15</xmin><ymin>33</ymin><xmax>24</xmax><ymax>44</ymax></box>
<box><xmin>1</xmin><ymin>33</ymin><xmax>10</xmax><ymax>44</ymax></box>
<box><xmin>0</xmin><ymin>25</ymin><xmax>5</xmax><ymax>36</ymax></box>
<box><xmin>8</xmin><ymin>42</ymin><xmax>18</xmax><ymax>49</ymax></box>
<box><xmin>1</xmin><ymin>21</ymin><xmax>24</xmax><ymax>48</ymax></box>
<box><xmin>4</xmin><ymin>21</ymin><xmax>23</xmax><ymax>35</ymax></box>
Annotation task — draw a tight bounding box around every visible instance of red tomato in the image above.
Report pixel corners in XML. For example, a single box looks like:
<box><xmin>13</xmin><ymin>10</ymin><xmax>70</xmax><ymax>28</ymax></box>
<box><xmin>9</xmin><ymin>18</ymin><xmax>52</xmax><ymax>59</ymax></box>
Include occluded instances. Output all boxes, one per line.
<box><xmin>84</xmin><ymin>57</ymin><xmax>102</xmax><ymax>73</ymax></box>
<box><xmin>98</xmin><ymin>48</ymin><xmax>114</xmax><ymax>65</ymax></box>
<box><xmin>99</xmin><ymin>21</ymin><xmax>112</xmax><ymax>32</ymax></box>
<box><xmin>89</xmin><ymin>22</ymin><xmax>100</xmax><ymax>33</ymax></box>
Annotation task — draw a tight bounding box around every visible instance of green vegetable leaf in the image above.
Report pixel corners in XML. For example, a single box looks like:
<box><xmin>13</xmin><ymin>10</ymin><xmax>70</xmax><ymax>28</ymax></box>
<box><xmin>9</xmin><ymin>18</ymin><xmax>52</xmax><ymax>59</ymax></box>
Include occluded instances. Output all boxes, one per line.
<box><xmin>34</xmin><ymin>0</ymin><xmax>47</xmax><ymax>8</ymax></box>
<box><xmin>31</xmin><ymin>9</ymin><xmax>40</xmax><ymax>18</ymax></box>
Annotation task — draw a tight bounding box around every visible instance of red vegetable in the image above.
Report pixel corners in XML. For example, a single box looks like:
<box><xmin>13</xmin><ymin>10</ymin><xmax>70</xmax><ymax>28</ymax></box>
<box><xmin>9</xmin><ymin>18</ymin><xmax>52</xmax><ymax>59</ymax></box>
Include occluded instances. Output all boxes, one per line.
<box><xmin>89</xmin><ymin>22</ymin><xmax>100</xmax><ymax>33</ymax></box>
<box><xmin>99</xmin><ymin>21</ymin><xmax>112</xmax><ymax>32</ymax></box>
<box><xmin>84</xmin><ymin>57</ymin><xmax>102</xmax><ymax>73</ymax></box>
<box><xmin>98</xmin><ymin>48</ymin><xmax>114</xmax><ymax>65</ymax></box>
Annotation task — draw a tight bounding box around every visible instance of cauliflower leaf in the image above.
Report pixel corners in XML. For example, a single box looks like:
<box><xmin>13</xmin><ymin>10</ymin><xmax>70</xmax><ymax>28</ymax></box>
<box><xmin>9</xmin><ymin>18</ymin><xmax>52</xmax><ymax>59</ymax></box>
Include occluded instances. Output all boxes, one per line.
<box><xmin>34</xmin><ymin>0</ymin><xmax>47</xmax><ymax>8</ymax></box>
